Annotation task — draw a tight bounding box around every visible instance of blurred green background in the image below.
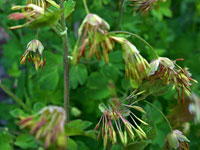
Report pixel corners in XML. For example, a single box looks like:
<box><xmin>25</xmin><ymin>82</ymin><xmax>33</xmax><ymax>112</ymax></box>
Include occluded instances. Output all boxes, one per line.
<box><xmin>0</xmin><ymin>0</ymin><xmax>199</xmax><ymax>149</ymax></box>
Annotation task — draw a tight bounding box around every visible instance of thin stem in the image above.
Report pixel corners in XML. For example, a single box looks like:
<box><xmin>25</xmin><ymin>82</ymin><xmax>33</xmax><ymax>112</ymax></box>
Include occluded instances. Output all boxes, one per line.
<box><xmin>60</xmin><ymin>0</ymin><xmax>70</xmax><ymax>123</ymax></box>
<box><xmin>110</xmin><ymin>31</ymin><xmax>159</xmax><ymax>59</ymax></box>
<box><xmin>143</xmin><ymin>100</ymin><xmax>173</xmax><ymax>132</ymax></box>
<box><xmin>117</xmin><ymin>0</ymin><xmax>124</xmax><ymax>30</ymax></box>
<box><xmin>0</xmin><ymin>81</ymin><xmax>31</xmax><ymax>112</ymax></box>
<box><xmin>82</xmin><ymin>0</ymin><xmax>89</xmax><ymax>14</ymax></box>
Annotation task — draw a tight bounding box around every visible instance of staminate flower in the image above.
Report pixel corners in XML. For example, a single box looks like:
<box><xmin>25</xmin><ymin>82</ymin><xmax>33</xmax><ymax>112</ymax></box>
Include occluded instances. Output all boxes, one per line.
<box><xmin>95</xmin><ymin>98</ymin><xmax>148</xmax><ymax>147</ymax></box>
<box><xmin>129</xmin><ymin>0</ymin><xmax>167</xmax><ymax>14</ymax></box>
<box><xmin>166</xmin><ymin>130</ymin><xmax>190</xmax><ymax>150</ymax></box>
<box><xmin>189</xmin><ymin>93</ymin><xmax>200</xmax><ymax>124</ymax></box>
<box><xmin>111</xmin><ymin>36</ymin><xmax>150</xmax><ymax>88</ymax></box>
<box><xmin>8</xmin><ymin>0</ymin><xmax>60</xmax><ymax>29</ymax></box>
<box><xmin>19</xmin><ymin>106</ymin><xmax>66</xmax><ymax>148</ymax></box>
<box><xmin>21</xmin><ymin>39</ymin><xmax>46</xmax><ymax>70</ymax></box>
<box><xmin>148</xmin><ymin>57</ymin><xmax>197</xmax><ymax>102</ymax></box>
<box><xmin>73</xmin><ymin>13</ymin><xmax>114</xmax><ymax>64</ymax></box>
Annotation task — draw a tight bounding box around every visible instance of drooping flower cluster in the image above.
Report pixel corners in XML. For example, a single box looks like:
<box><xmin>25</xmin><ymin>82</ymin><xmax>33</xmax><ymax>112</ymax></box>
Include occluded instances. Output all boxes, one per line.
<box><xmin>166</xmin><ymin>130</ymin><xmax>190</xmax><ymax>150</ymax></box>
<box><xmin>111</xmin><ymin>36</ymin><xmax>150</xmax><ymax>88</ymax></box>
<box><xmin>148</xmin><ymin>57</ymin><xmax>197</xmax><ymax>102</ymax></box>
<box><xmin>19</xmin><ymin>106</ymin><xmax>66</xmax><ymax>148</ymax></box>
<box><xmin>95</xmin><ymin>98</ymin><xmax>148</xmax><ymax>147</ymax></box>
<box><xmin>8</xmin><ymin>0</ymin><xmax>60</xmax><ymax>29</ymax></box>
<box><xmin>129</xmin><ymin>0</ymin><xmax>167</xmax><ymax>14</ymax></box>
<box><xmin>73</xmin><ymin>14</ymin><xmax>114</xmax><ymax>64</ymax></box>
<box><xmin>21</xmin><ymin>39</ymin><xmax>46</xmax><ymax>70</ymax></box>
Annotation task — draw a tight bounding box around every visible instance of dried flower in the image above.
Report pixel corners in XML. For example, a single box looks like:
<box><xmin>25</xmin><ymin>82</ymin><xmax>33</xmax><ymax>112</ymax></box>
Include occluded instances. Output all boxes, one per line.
<box><xmin>111</xmin><ymin>36</ymin><xmax>150</xmax><ymax>88</ymax></box>
<box><xmin>19</xmin><ymin>106</ymin><xmax>66</xmax><ymax>148</ymax></box>
<box><xmin>148</xmin><ymin>57</ymin><xmax>197</xmax><ymax>102</ymax></box>
<box><xmin>20</xmin><ymin>39</ymin><xmax>46</xmax><ymax>70</ymax></box>
<box><xmin>189</xmin><ymin>93</ymin><xmax>200</xmax><ymax>124</ymax></box>
<box><xmin>166</xmin><ymin>130</ymin><xmax>190</xmax><ymax>150</ymax></box>
<box><xmin>129</xmin><ymin>0</ymin><xmax>167</xmax><ymax>14</ymax></box>
<box><xmin>8</xmin><ymin>0</ymin><xmax>61</xmax><ymax>29</ymax></box>
<box><xmin>95</xmin><ymin>98</ymin><xmax>148</xmax><ymax>147</ymax></box>
<box><xmin>73</xmin><ymin>14</ymin><xmax>114</xmax><ymax>64</ymax></box>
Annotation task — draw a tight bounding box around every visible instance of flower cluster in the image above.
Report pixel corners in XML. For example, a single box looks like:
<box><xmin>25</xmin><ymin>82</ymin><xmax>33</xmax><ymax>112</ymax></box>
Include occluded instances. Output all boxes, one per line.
<box><xmin>20</xmin><ymin>39</ymin><xmax>46</xmax><ymax>70</ymax></box>
<box><xmin>166</xmin><ymin>130</ymin><xmax>190</xmax><ymax>150</ymax></box>
<box><xmin>129</xmin><ymin>0</ymin><xmax>167</xmax><ymax>14</ymax></box>
<box><xmin>73</xmin><ymin>14</ymin><xmax>114</xmax><ymax>64</ymax></box>
<box><xmin>111</xmin><ymin>36</ymin><xmax>150</xmax><ymax>88</ymax></box>
<box><xmin>8</xmin><ymin>0</ymin><xmax>60</xmax><ymax>29</ymax></box>
<box><xmin>19</xmin><ymin>106</ymin><xmax>66</xmax><ymax>148</ymax></box>
<box><xmin>95</xmin><ymin>98</ymin><xmax>148</xmax><ymax>147</ymax></box>
<box><xmin>148</xmin><ymin>57</ymin><xmax>197</xmax><ymax>102</ymax></box>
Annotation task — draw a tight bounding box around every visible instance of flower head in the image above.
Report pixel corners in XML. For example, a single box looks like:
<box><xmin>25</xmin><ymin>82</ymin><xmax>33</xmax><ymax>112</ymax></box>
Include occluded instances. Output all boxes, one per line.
<box><xmin>8</xmin><ymin>0</ymin><xmax>60</xmax><ymax>29</ymax></box>
<box><xmin>21</xmin><ymin>39</ymin><xmax>46</xmax><ymax>70</ymax></box>
<box><xmin>148</xmin><ymin>57</ymin><xmax>197</xmax><ymax>102</ymax></box>
<box><xmin>73</xmin><ymin>14</ymin><xmax>114</xmax><ymax>64</ymax></box>
<box><xmin>111</xmin><ymin>36</ymin><xmax>150</xmax><ymax>88</ymax></box>
<box><xmin>95</xmin><ymin>98</ymin><xmax>148</xmax><ymax>147</ymax></box>
<box><xmin>129</xmin><ymin>0</ymin><xmax>167</xmax><ymax>14</ymax></box>
<box><xmin>166</xmin><ymin>130</ymin><xmax>190</xmax><ymax>150</ymax></box>
<box><xmin>19</xmin><ymin>106</ymin><xmax>66</xmax><ymax>148</ymax></box>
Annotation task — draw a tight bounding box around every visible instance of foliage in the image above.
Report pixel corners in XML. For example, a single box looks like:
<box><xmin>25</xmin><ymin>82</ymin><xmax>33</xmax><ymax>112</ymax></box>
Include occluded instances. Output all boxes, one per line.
<box><xmin>0</xmin><ymin>0</ymin><xmax>199</xmax><ymax>150</ymax></box>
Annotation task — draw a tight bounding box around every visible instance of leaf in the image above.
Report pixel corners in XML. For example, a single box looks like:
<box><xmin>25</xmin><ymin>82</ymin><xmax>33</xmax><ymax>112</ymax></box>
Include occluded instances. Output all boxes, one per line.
<box><xmin>33</xmin><ymin>102</ymin><xmax>45</xmax><ymax>112</ymax></box>
<box><xmin>38</xmin><ymin>67</ymin><xmax>59</xmax><ymax>91</ymax></box>
<box><xmin>124</xmin><ymin>140</ymin><xmax>152</xmax><ymax>150</ymax></box>
<box><xmin>68</xmin><ymin>138</ymin><xmax>78</xmax><ymax>150</ymax></box>
<box><xmin>64</xmin><ymin>0</ymin><xmax>76</xmax><ymax>18</ymax></box>
<box><xmin>10</xmin><ymin>108</ymin><xmax>24</xmax><ymax>118</ymax></box>
<box><xmin>70</xmin><ymin>64</ymin><xmax>88</xmax><ymax>89</ymax></box>
<box><xmin>0</xmin><ymin>130</ymin><xmax>13</xmax><ymax>150</ymax></box>
<box><xmin>15</xmin><ymin>134</ymin><xmax>37</xmax><ymax>149</ymax></box>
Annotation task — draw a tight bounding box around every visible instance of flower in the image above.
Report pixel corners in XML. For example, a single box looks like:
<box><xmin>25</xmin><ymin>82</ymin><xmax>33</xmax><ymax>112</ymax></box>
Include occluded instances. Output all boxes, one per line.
<box><xmin>95</xmin><ymin>98</ymin><xmax>148</xmax><ymax>147</ymax></box>
<box><xmin>189</xmin><ymin>93</ymin><xmax>200</xmax><ymax>124</ymax></box>
<box><xmin>166</xmin><ymin>130</ymin><xmax>190</xmax><ymax>150</ymax></box>
<box><xmin>148</xmin><ymin>57</ymin><xmax>197</xmax><ymax>102</ymax></box>
<box><xmin>73</xmin><ymin>14</ymin><xmax>114</xmax><ymax>64</ymax></box>
<box><xmin>111</xmin><ymin>36</ymin><xmax>150</xmax><ymax>88</ymax></box>
<box><xmin>19</xmin><ymin>106</ymin><xmax>66</xmax><ymax>148</ymax></box>
<box><xmin>20</xmin><ymin>39</ymin><xmax>46</xmax><ymax>70</ymax></box>
<box><xmin>8</xmin><ymin>0</ymin><xmax>61</xmax><ymax>29</ymax></box>
<box><xmin>129</xmin><ymin>0</ymin><xmax>167</xmax><ymax>14</ymax></box>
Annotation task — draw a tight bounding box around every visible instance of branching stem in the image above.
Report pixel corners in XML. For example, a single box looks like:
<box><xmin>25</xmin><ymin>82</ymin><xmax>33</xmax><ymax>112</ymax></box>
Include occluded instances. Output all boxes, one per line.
<box><xmin>0</xmin><ymin>81</ymin><xmax>31</xmax><ymax>112</ymax></box>
<box><xmin>110</xmin><ymin>31</ymin><xmax>159</xmax><ymax>59</ymax></box>
<box><xmin>143</xmin><ymin>100</ymin><xmax>173</xmax><ymax>132</ymax></box>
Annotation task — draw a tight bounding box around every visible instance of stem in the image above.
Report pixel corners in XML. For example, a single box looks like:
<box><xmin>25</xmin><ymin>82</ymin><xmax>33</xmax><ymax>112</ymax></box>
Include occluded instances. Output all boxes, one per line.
<box><xmin>117</xmin><ymin>0</ymin><xmax>124</xmax><ymax>30</ymax></box>
<box><xmin>143</xmin><ymin>100</ymin><xmax>173</xmax><ymax>132</ymax></box>
<box><xmin>82</xmin><ymin>0</ymin><xmax>89</xmax><ymax>14</ymax></box>
<box><xmin>60</xmin><ymin>0</ymin><xmax>70</xmax><ymax>123</ymax></box>
<box><xmin>110</xmin><ymin>31</ymin><xmax>159</xmax><ymax>59</ymax></box>
<box><xmin>0</xmin><ymin>81</ymin><xmax>31</xmax><ymax>112</ymax></box>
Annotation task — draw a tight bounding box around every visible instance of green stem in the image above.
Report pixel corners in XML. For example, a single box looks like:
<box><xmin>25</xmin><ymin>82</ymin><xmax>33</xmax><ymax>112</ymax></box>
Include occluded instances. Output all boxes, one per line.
<box><xmin>117</xmin><ymin>0</ymin><xmax>124</xmax><ymax>30</ymax></box>
<box><xmin>110</xmin><ymin>31</ymin><xmax>159</xmax><ymax>59</ymax></box>
<box><xmin>0</xmin><ymin>81</ymin><xmax>31</xmax><ymax>112</ymax></box>
<box><xmin>143</xmin><ymin>100</ymin><xmax>173</xmax><ymax>132</ymax></box>
<box><xmin>82</xmin><ymin>0</ymin><xmax>90</xmax><ymax>14</ymax></box>
<box><xmin>60</xmin><ymin>0</ymin><xmax>70</xmax><ymax>123</ymax></box>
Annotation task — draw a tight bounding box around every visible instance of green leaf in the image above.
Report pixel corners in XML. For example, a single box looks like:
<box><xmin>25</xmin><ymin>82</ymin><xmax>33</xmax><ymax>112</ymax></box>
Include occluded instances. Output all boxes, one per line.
<box><xmin>10</xmin><ymin>108</ymin><xmax>24</xmax><ymax>118</ymax></box>
<box><xmin>0</xmin><ymin>130</ymin><xmax>13</xmax><ymax>150</ymax></box>
<box><xmin>124</xmin><ymin>140</ymin><xmax>152</xmax><ymax>150</ymax></box>
<box><xmin>15</xmin><ymin>134</ymin><xmax>37</xmax><ymax>149</ymax></box>
<box><xmin>64</xmin><ymin>0</ymin><xmax>76</xmax><ymax>18</ymax></box>
<box><xmin>70</xmin><ymin>64</ymin><xmax>88</xmax><ymax>89</ymax></box>
<box><xmin>68</xmin><ymin>138</ymin><xmax>78</xmax><ymax>150</ymax></box>
<box><xmin>38</xmin><ymin>67</ymin><xmax>59</xmax><ymax>91</ymax></box>
<box><xmin>33</xmin><ymin>102</ymin><xmax>45</xmax><ymax>112</ymax></box>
